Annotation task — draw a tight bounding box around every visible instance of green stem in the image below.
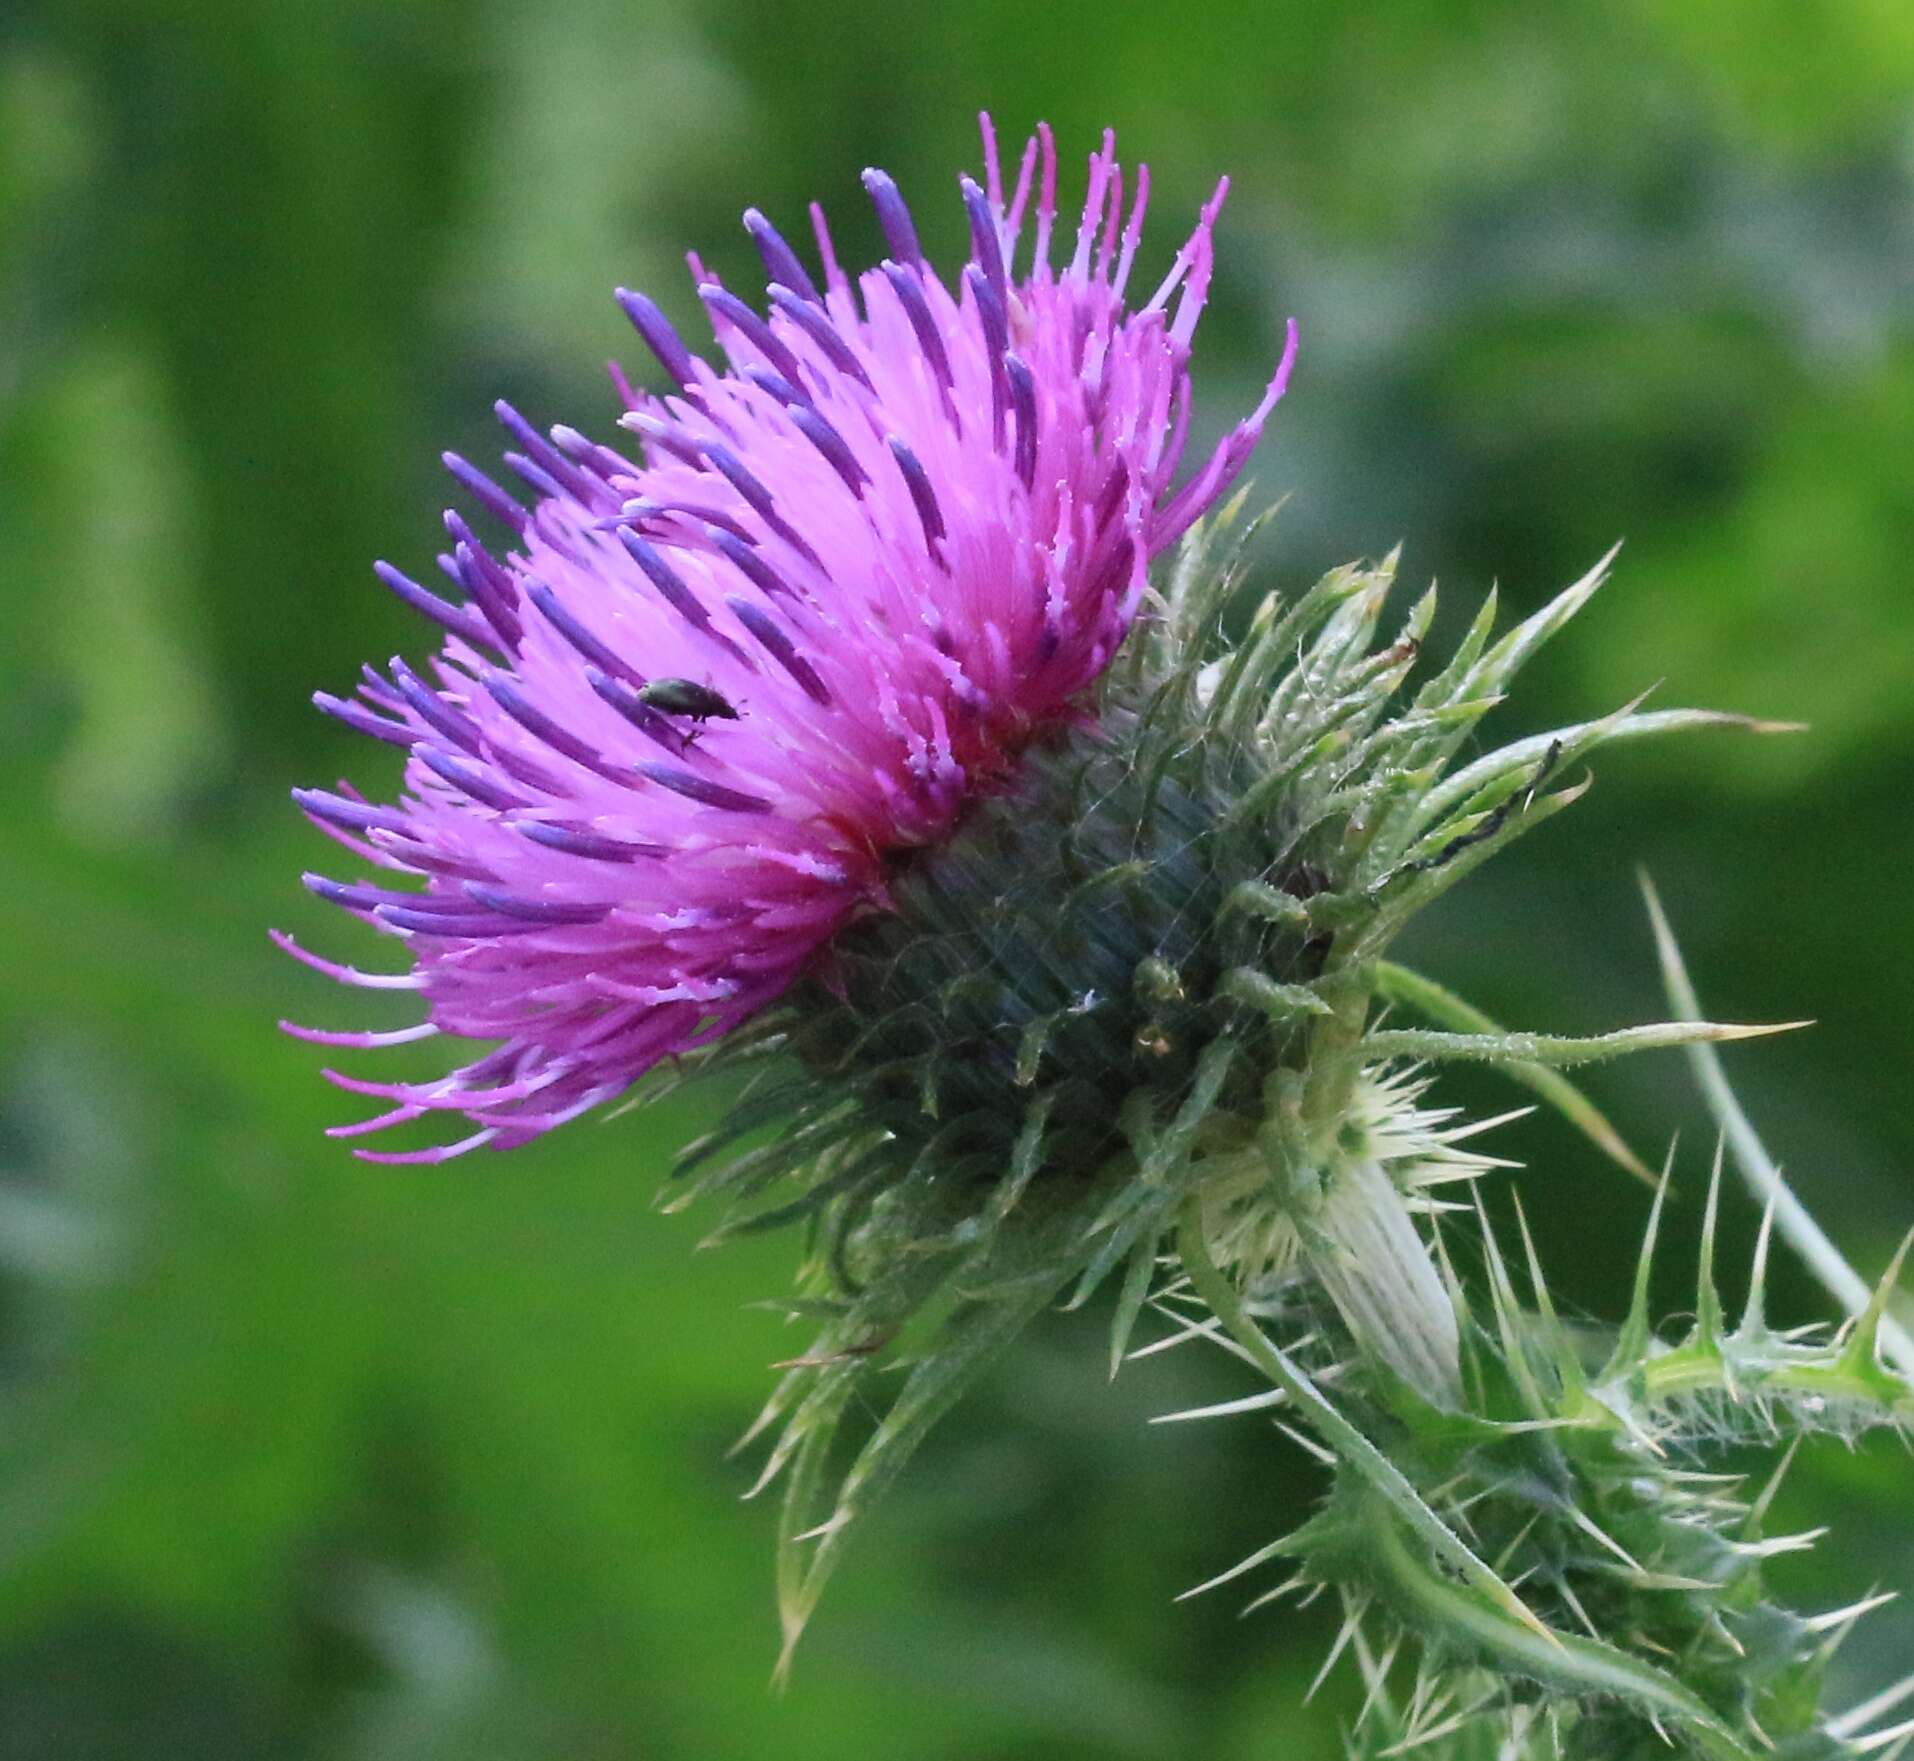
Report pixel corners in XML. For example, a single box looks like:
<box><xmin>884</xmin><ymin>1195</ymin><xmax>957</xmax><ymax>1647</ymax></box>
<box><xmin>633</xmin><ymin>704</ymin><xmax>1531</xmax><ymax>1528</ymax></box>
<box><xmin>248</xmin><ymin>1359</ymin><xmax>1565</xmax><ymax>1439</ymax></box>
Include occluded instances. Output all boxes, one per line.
<box><xmin>1366</xmin><ymin>1511</ymin><xmax>1759</xmax><ymax>1761</ymax></box>
<box><xmin>1174</xmin><ymin>1199</ymin><xmax>1550</xmax><ymax>1642</ymax></box>
<box><xmin>1176</xmin><ymin>1202</ymin><xmax>1772</xmax><ymax>1754</ymax></box>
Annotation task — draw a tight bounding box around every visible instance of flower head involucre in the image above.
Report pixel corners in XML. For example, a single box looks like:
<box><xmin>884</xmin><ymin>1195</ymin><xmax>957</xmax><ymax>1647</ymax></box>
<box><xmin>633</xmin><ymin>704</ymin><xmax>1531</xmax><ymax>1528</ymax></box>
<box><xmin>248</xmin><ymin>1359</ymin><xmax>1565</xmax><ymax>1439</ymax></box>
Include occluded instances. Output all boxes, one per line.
<box><xmin>279</xmin><ymin>116</ymin><xmax>1297</xmax><ymax>1162</ymax></box>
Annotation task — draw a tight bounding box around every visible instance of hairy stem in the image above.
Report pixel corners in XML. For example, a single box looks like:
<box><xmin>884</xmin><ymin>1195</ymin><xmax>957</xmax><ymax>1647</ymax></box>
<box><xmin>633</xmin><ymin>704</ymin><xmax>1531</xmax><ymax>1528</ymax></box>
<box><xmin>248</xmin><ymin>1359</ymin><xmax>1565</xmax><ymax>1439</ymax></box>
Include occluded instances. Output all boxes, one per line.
<box><xmin>1174</xmin><ymin>1199</ymin><xmax>1549</xmax><ymax>1641</ymax></box>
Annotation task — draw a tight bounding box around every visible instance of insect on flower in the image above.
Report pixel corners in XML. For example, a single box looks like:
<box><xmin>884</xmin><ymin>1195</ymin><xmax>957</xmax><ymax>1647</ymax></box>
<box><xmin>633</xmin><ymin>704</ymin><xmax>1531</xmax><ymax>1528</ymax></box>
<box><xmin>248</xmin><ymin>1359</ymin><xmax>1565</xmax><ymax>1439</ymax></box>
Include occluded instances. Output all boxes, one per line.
<box><xmin>634</xmin><ymin>679</ymin><xmax>742</xmax><ymax>725</ymax></box>
<box><xmin>277</xmin><ymin>113</ymin><xmax>1298</xmax><ymax>1164</ymax></box>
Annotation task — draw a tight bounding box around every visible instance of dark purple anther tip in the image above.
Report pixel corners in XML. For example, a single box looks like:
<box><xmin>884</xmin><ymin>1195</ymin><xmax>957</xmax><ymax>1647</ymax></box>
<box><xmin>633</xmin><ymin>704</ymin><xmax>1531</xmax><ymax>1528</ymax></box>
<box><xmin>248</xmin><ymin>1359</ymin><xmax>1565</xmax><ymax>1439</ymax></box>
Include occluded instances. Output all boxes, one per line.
<box><xmin>442</xmin><ymin>453</ymin><xmax>529</xmax><ymax>533</ymax></box>
<box><xmin>861</xmin><ymin>168</ymin><xmax>923</xmax><ymax>269</ymax></box>
<box><xmin>616</xmin><ymin>287</ymin><xmax>695</xmax><ymax>389</ymax></box>
<box><xmin>519</xmin><ymin>822</ymin><xmax>666</xmax><ymax>863</ymax></box>
<box><xmin>618</xmin><ymin>526</ymin><xmax>714</xmax><ymax>630</ymax></box>
<box><xmin>417</xmin><ymin>745</ymin><xmax>531</xmax><ymax>813</ymax></box>
<box><xmin>493</xmin><ymin>401</ymin><xmax>600</xmax><ymax>505</ymax></box>
<box><xmin>962</xmin><ymin>262</ymin><xmax>1010</xmax><ymax>447</ymax></box>
<box><xmin>525</xmin><ymin>581</ymin><xmax>644</xmax><ymax>689</ymax></box>
<box><xmin>653</xmin><ymin>499</ymin><xmax>757</xmax><ymax>544</ymax></box>
<box><xmin>314</xmin><ymin>690</ymin><xmax>417</xmax><ymax>749</ymax></box>
<box><xmin>585</xmin><ymin>667</ymin><xmax>686</xmax><ymax>754</ymax></box>
<box><xmin>306</xmin><ymin>874</ymin><xmax>468</xmax><ymax>914</ymax></box>
<box><xmin>728</xmin><ymin>596</ymin><xmax>833</xmax><ymax>706</ymax></box>
<box><xmin>959</xmin><ymin>174</ymin><xmax>1007</xmax><ymax>305</ymax></box>
<box><xmin>788</xmin><ymin>405</ymin><xmax>869</xmax><ymax>499</ymax></box>
<box><xmin>483</xmin><ymin>670</ymin><xmax>642</xmax><ymax>788</ymax></box>
<box><xmin>490</xmin><ymin>743</ymin><xmax>573</xmax><ymax>801</ymax></box>
<box><xmin>375</xmin><ymin>907</ymin><xmax>543</xmax><ymax>939</ymax></box>
<box><xmin>963</xmin><ymin>261</ymin><xmax>1009</xmax><ymax>358</ymax></box>
<box><xmin>442</xmin><ymin>510</ymin><xmax>505</xmax><ymax>582</ymax></box>
<box><xmin>549</xmin><ymin>424</ymin><xmax>624</xmax><ymax>475</ymax></box>
<box><xmin>702</xmin><ymin>444</ymin><xmax>825</xmax><ymax>572</ymax></box>
<box><xmin>374</xmin><ymin>560</ymin><xmax>500</xmax><ymax>653</ymax></box>
<box><xmin>447</xmin><ymin>541</ymin><xmax>523</xmax><ymax>651</ymax></box>
<box><xmin>743</xmin><ymin>207</ymin><xmax>821</xmax><ymax>305</ymax></box>
<box><xmin>501</xmin><ymin>452</ymin><xmax>566</xmax><ymax>506</ymax></box>
<box><xmin>1004</xmin><ymin>353</ymin><xmax>1038</xmax><ymax>488</ymax></box>
<box><xmin>886</xmin><ymin>437</ymin><xmax>947</xmax><ymax>562</ymax></box>
<box><xmin>711</xmin><ymin>526</ymin><xmax>795</xmax><ymax>600</ymax></box>
<box><xmin>743</xmin><ymin>366</ymin><xmax>810</xmax><ymax>409</ymax></box>
<box><xmin>390</xmin><ymin>656</ymin><xmax>484</xmax><ymax>754</ymax></box>
<box><xmin>464</xmin><ymin>884</ymin><xmax>612</xmax><ymax>926</ymax></box>
<box><xmin>292</xmin><ymin>788</ymin><xmax>409</xmax><ymax>835</ymax></box>
<box><xmin>882</xmin><ymin>262</ymin><xmax>955</xmax><ymax>400</ymax></box>
<box><xmin>636</xmin><ymin>762</ymin><xmax>773</xmax><ymax>813</ymax></box>
<box><xmin>768</xmin><ymin>286</ymin><xmax>875</xmax><ymax>392</ymax></box>
<box><xmin>303</xmin><ymin>872</ymin><xmax>378</xmax><ymax>910</ymax></box>
<box><xmin>624</xmin><ymin>412</ymin><xmax>704</xmax><ymax>468</ymax></box>
<box><xmin>699</xmin><ymin>284</ymin><xmax>808</xmax><ymax>391</ymax></box>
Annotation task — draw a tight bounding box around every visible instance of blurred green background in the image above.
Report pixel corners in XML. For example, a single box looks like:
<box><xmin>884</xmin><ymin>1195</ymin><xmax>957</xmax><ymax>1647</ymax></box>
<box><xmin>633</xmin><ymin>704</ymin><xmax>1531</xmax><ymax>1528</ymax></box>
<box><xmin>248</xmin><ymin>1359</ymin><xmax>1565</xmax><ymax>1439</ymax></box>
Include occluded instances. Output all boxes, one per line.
<box><xmin>4</xmin><ymin>1</ymin><xmax>1913</xmax><ymax>1755</ymax></box>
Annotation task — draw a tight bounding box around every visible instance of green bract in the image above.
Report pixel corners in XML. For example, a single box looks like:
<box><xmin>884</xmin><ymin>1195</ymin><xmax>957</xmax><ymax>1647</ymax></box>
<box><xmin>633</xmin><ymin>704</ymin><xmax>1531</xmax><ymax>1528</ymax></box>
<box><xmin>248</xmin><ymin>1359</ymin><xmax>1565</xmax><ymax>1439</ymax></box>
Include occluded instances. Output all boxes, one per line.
<box><xmin>646</xmin><ymin>507</ymin><xmax>1909</xmax><ymax>1755</ymax></box>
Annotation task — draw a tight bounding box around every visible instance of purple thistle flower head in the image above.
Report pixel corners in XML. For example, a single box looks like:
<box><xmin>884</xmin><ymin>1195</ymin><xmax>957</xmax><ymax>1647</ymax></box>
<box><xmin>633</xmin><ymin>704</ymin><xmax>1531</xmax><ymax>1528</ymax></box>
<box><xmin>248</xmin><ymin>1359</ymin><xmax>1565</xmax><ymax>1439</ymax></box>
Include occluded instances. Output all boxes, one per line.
<box><xmin>280</xmin><ymin>116</ymin><xmax>1298</xmax><ymax>1163</ymax></box>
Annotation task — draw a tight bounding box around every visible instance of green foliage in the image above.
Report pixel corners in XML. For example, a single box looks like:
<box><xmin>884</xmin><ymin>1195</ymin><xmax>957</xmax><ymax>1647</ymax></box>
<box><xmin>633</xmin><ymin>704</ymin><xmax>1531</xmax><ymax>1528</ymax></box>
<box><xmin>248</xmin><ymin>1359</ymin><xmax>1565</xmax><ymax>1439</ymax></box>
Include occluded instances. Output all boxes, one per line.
<box><xmin>1173</xmin><ymin>1158</ymin><xmax>1914</xmax><ymax>1761</ymax></box>
<box><xmin>7</xmin><ymin>3</ymin><xmax>1914</xmax><ymax>1756</ymax></box>
<box><xmin>652</xmin><ymin>513</ymin><xmax>1802</xmax><ymax>1681</ymax></box>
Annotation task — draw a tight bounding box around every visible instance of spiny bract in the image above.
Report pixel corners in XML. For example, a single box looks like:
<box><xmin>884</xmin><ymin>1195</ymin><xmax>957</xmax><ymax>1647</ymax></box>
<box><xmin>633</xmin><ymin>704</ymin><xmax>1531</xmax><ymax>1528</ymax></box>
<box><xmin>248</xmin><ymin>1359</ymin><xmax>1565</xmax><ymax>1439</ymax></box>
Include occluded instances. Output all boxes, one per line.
<box><xmin>665</xmin><ymin>512</ymin><xmax>1801</xmax><ymax>1666</ymax></box>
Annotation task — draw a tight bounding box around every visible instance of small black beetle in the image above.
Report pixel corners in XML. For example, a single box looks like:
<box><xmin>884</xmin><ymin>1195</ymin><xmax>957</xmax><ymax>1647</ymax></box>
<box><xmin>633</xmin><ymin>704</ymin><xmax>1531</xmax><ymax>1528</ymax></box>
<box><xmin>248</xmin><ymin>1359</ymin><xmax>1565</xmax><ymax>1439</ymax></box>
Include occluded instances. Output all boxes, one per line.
<box><xmin>635</xmin><ymin>678</ymin><xmax>741</xmax><ymax>724</ymax></box>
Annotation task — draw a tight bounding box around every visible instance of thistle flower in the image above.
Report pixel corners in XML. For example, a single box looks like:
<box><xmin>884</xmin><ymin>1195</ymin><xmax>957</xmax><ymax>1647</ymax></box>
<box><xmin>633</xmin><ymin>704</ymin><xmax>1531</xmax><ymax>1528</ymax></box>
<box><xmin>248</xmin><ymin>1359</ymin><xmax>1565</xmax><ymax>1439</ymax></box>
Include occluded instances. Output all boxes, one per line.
<box><xmin>278</xmin><ymin>116</ymin><xmax>1296</xmax><ymax>1163</ymax></box>
<box><xmin>274</xmin><ymin>114</ymin><xmax>1914</xmax><ymax>1746</ymax></box>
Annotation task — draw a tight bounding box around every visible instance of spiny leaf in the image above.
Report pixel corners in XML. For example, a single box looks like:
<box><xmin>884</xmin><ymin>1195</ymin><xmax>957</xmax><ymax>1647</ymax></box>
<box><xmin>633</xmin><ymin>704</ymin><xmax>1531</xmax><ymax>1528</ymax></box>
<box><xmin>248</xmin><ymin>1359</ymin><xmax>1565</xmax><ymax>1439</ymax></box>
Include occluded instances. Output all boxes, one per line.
<box><xmin>1740</xmin><ymin>1179</ymin><xmax>1780</xmax><ymax>1342</ymax></box>
<box><xmin>1384</xmin><ymin>585</ymin><xmax>1500</xmax><ymax>781</ymax></box>
<box><xmin>1400</xmin><ymin>682</ymin><xmax>1655</xmax><ymax>863</ymax></box>
<box><xmin>1175</xmin><ymin>1534</ymin><xmax>1295</xmax><ymax>1603</ymax></box>
<box><xmin>1695</xmin><ymin>1140</ymin><xmax>1728</xmax><ymax>1349</ymax></box>
<box><xmin>1353</xmin><ymin>773</ymin><xmax>1591</xmax><ymax>958</ymax></box>
<box><xmin>1149</xmin><ymin>1386</ymin><xmax>1290</xmax><ymax>1425</ymax></box>
<box><xmin>774</xmin><ymin>1269</ymin><xmax>1070</xmax><ymax>1679</ymax></box>
<box><xmin>1408</xmin><ymin>706</ymin><xmax>1802</xmax><ymax>843</ymax></box>
<box><xmin>1512</xmin><ymin>1193</ymin><xmax>1583</xmax><ymax>1399</ymax></box>
<box><xmin>1211</xmin><ymin>559</ymin><xmax>1378</xmax><ymax>734</ymax></box>
<box><xmin>1745</xmin><ymin>1437</ymin><xmax>1802</xmax><ymax>1544</ymax></box>
<box><xmin>1223</xmin><ymin>878</ymin><xmax>1314</xmax><ymax>930</ymax></box>
<box><xmin>1856</xmin><ymin>1716</ymin><xmax>1914</xmax><ymax>1758</ymax></box>
<box><xmin>1472</xmin><ymin>1192</ymin><xmax>1553</xmax><ymax>1419</ymax></box>
<box><xmin>1841</xmin><ymin>1228</ymin><xmax>1914</xmax><ymax>1381</ymax></box>
<box><xmin>1176</xmin><ymin>1201</ymin><xmax>1559</xmax><ymax>1647</ymax></box>
<box><xmin>1642</xmin><ymin>873</ymin><xmax>1914</xmax><ymax>1379</ymax></box>
<box><xmin>1306</xmin><ymin>1597</ymin><xmax>1370</xmax><ymax>1703</ymax></box>
<box><xmin>985</xmin><ymin>1091</ymin><xmax>1054</xmax><ymax>1227</ymax></box>
<box><xmin>1830</xmin><ymin>1672</ymin><xmax>1914</xmax><ymax>1745</ymax></box>
<box><xmin>1602</xmin><ymin>1146</ymin><xmax>1677</xmax><ymax>1384</ymax></box>
<box><xmin>1462</xmin><ymin>542</ymin><xmax>1620</xmax><ymax>700</ymax></box>
<box><xmin>1371</xmin><ymin>961</ymin><xmax>1652</xmax><ymax>1182</ymax></box>
<box><xmin>1108</xmin><ymin>1235</ymin><xmax>1160</xmax><ymax>1379</ymax></box>
<box><xmin>699</xmin><ymin>1152</ymin><xmax>888</xmax><ymax>1245</ymax></box>
<box><xmin>1362</xmin><ymin>1495</ymin><xmax>1761</xmax><ymax>1759</ymax></box>
<box><xmin>1359</xmin><ymin>1018</ymin><xmax>1807</xmax><ymax>1071</ymax></box>
<box><xmin>1140</xmin><ymin>1038</ymin><xmax>1240</xmax><ymax>1185</ymax></box>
